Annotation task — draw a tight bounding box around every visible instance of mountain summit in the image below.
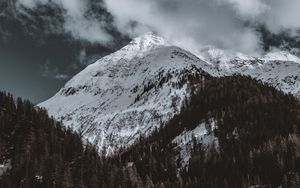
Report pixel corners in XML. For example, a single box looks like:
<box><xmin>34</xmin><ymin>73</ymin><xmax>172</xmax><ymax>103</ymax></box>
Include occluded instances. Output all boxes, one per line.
<box><xmin>40</xmin><ymin>32</ymin><xmax>300</xmax><ymax>154</ymax></box>
<box><xmin>3</xmin><ymin>33</ymin><xmax>300</xmax><ymax>187</ymax></box>
<box><xmin>39</xmin><ymin>33</ymin><xmax>209</xmax><ymax>153</ymax></box>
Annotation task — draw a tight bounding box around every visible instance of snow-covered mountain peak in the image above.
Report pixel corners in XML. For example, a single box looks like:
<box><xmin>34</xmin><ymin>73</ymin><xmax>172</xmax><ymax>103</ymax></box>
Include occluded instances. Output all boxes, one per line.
<box><xmin>127</xmin><ymin>32</ymin><xmax>169</xmax><ymax>51</ymax></box>
<box><xmin>194</xmin><ymin>46</ymin><xmax>300</xmax><ymax>98</ymax></box>
<box><xmin>111</xmin><ymin>32</ymin><xmax>170</xmax><ymax>59</ymax></box>
<box><xmin>39</xmin><ymin>37</ymin><xmax>208</xmax><ymax>153</ymax></box>
<box><xmin>40</xmin><ymin>32</ymin><xmax>300</xmax><ymax>155</ymax></box>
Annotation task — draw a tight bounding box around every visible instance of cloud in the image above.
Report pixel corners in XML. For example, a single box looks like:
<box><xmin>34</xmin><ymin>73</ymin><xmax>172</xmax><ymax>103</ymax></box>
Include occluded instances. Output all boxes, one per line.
<box><xmin>103</xmin><ymin>0</ymin><xmax>263</xmax><ymax>54</ymax></box>
<box><xmin>103</xmin><ymin>0</ymin><xmax>300</xmax><ymax>55</ymax></box>
<box><xmin>16</xmin><ymin>0</ymin><xmax>112</xmax><ymax>44</ymax></box>
<box><xmin>16</xmin><ymin>0</ymin><xmax>300</xmax><ymax>55</ymax></box>
<box><xmin>39</xmin><ymin>60</ymin><xmax>69</xmax><ymax>80</ymax></box>
<box><xmin>217</xmin><ymin>0</ymin><xmax>269</xmax><ymax>18</ymax></box>
<box><xmin>55</xmin><ymin>74</ymin><xmax>69</xmax><ymax>80</ymax></box>
<box><xmin>262</xmin><ymin>0</ymin><xmax>300</xmax><ymax>33</ymax></box>
<box><xmin>225</xmin><ymin>0</ymin><xmax>300</xmax><ymax>33</ymax></box>
<box><xmin>16</xmin><ymin>0</ymin><xmax>48</xmax><ymax>8</ymax></box>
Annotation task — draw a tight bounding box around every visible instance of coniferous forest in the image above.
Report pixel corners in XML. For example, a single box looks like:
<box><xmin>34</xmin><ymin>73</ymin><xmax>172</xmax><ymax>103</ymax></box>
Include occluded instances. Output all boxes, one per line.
<box><xmin>1</xmin><ymin>75</ymin><xmax>300</xmax><ymax>187</ymax></box>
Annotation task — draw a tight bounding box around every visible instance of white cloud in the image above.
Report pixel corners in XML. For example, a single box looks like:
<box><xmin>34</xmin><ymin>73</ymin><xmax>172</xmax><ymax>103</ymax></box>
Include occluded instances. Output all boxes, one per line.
<box><xmin>17</xmin><ymin>0</ymin><xmax>112</xmax><ymax>44</ymax></box>
<box><xmin>16</xmin><ymin>0</ymin><xmax>300</xmax><ymax>54</ymax></box>
<box><xmin>16</xmin><ymin>0</ymin><xmax>48</xmax><ymax>8</ymax></box>
<box><xmin>55</xmin><ymin>74</ymin><xmax>69</xmax><ymax>80</ymax></box>
<box><xmin>104</xmin><ymin>0</ymin><xmax>300</xmax><ymax>54</ymax></box>
<box><xmin>217</xmin><ymin>0</ymin><xmax>300</xmax><ymax>33</ymax></box>
<box><xmin>104</xmin><ymin>0</ymin><xmax>263</xmax><ymax>54</ymax></box>
<box><xmin>39</xmin><ymin>60</ymin><xmax>69</xmax><ymax>80</ymax></box>
<box><xmin>263</xmin><ymin>0</ymin><xmax>300</xmax><ymax>33</ymax></box>
<box><xmin>218</xmin><ymin>0</ymin><xmax>269</xmax><ymax>18</ymax></box>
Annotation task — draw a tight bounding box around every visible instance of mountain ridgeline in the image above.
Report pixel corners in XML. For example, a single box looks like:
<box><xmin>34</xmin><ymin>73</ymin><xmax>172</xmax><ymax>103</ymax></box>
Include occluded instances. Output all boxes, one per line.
<box><xmin>1</xmin><ymin>73</ymin><xmax>300</xmax><ymax>187</ymax></box>
<box><xmin>39</xmin><ymin>33</ymin><xmax>300</xmax><ymax>155</ymax></box>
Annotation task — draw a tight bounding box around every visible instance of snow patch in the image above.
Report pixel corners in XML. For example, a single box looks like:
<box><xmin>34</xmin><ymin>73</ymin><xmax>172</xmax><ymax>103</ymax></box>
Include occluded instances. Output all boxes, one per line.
<box><xmin>0</xmin><ymin>160</ymin><xmax>11</xmax><ymax>177</ymax></box>
<box><xmin>173</xmin><ymin>119</ymin><xmax>218</xmax><ymax>168</ymax></box>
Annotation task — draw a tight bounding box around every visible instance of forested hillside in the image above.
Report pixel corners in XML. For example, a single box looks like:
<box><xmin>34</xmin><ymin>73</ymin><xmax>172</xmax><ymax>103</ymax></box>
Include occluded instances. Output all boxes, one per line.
<box><xmin>179</xmin><ymin>75</ymin><xmax>300</xmax><ymax>187</ymax></box>
<box><xmin>0</xmin><ymin>92</ymin><xmax>138</xmax><ymax>187</ymax></box>
<box><xmin>1</xmin><ymin>74</ymin><xmax>300</xmax><ymax>188</ymax></box>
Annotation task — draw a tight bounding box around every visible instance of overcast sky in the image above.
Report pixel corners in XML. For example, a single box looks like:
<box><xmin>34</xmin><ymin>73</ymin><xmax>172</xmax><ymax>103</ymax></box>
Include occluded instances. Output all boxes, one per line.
<box><xmin>0</xmin><ymin>0</ymin><xmax>300</xmax><ymax>103</ymax></box>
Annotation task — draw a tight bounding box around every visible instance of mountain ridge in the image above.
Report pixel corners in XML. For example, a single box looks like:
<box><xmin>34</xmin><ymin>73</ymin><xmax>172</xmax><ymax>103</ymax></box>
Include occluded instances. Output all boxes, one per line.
<box><xmin>39</xmin><ymin>32</ymin><xmax>300</xmax><ymax>154</ymax></box>
<box><xmin>39</xmin><ymin>32</ymin><xmax>210</xmax><ymax>154</ymax></box>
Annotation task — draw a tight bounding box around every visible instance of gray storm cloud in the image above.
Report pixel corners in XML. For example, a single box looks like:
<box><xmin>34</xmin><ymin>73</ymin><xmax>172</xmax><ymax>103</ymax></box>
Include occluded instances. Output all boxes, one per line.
<box><xmin>16</xmin><ymin>0</ymin><xmax>300</xmax><ymax>54</ymax></box>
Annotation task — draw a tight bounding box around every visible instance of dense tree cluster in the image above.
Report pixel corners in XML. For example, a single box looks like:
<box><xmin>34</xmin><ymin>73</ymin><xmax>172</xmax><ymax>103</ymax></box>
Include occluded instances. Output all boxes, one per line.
<box><xmin>0</xmin><ymin>92</ymin><xmax>138</xmax><ymax>187</ymax></box>
<box><xmin>116</xmin><ymin>75</ymin><xmax>300</xmax><ymax>187</ymax></box>
<box><xmin>177</xmin><ymin>75</ymin><xmax>300</xmax><ymax>187</ymax></box>
<box><xmin>1</xmin><ymin>74</ymin><xmax>300</xmax><ymax>187</ymax></box>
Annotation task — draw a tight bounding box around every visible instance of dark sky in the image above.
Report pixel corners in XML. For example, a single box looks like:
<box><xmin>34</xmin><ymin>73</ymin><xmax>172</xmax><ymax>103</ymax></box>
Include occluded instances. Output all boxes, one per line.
<box><xmin>0</xmin><ymin>0</ymin><xmax>129</xmax><ymax>103</ymax></box>
<box><xmin>1</xmin><ymin>0</ymin><xmax>299</xmax><ymax>103</ymax></box>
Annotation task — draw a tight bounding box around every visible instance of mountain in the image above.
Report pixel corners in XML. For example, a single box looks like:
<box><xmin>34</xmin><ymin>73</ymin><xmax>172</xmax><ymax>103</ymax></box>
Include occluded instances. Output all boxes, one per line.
<box><xmin>40</xmin><ymin>32</ymin><xmax>300</xmax><ymax>156</ymax></box>
<box><xmin>0</xmin><ymin>91</ymin><xmax>186</xmax><ymax>187</ymax></box>
<box><xmin>196</xmin><ymin>47</ymin><xmax>300</xmax><ymax>98</ymax></box>
<box><xmin>39</xmin><ymin>33</ymin><xmax>210</xmax><ymax>154</ymax></box>
<box><xmin>168</xmin><ymin>75</ymin><xmax>300</xmax><ymax>187</ymax></box>
<box><xmin>40</xmin><ymin>33</ymin><xmax>300</xmax><ymax>156</ymax></box>
<box><xmin>3</xmin><ymin>75</ymin><xmax>300</xmax><ymax>187</ymax></box>
<box><xmin>3</xmin><ymin>34</ymin><xmax>300</xmax><ymax>186</ymax></box>
<box><xmin>116</xmin><ymin>74</ymin><xmax>300</xmax><ymax>187</ymax></box>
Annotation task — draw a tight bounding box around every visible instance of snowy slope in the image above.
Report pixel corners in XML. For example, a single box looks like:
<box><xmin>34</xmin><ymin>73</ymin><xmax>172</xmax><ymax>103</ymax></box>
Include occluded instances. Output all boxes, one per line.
<box><xmin>172</xmin><ymin>119</ymin><xmax>218</xmax><ymax>167</ymax></box>
<box><xmin>39</xmin><ymin>32</ymin><xmax>209</xmax><ymax>154</ymax></box>
<box><xmin>196</xmin><ymin>47</ymin><xmax>300</xmax><ymax>98</ymax></box>
<box><xmin>40</xmin><ymin>32</ymin><xmax>300</xmax><ymax>156</ymax></box>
